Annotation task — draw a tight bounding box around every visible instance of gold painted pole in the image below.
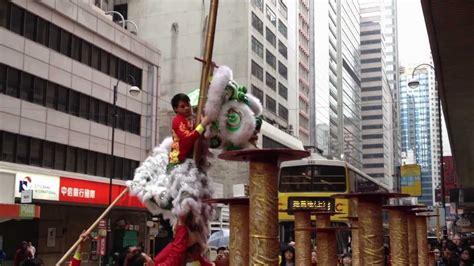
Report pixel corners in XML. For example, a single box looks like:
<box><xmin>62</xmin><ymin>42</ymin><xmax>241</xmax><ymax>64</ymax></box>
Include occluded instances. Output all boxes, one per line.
<box><xmin>416</xmin><ymin>216</ymin><xmax>429</xmax><ymax>266</ymax></box>
<box><xmin>407</xmin><ymin>214</ymin><xmax>418</xmax><ymax>266</ymax></box>
<box><xmin>358</xmin><ymin>199</ymin><xmax>384</xmax><ymax>265</ymax></box>
<box><xmin>294</xmin><ymin>211</ymin><xmax>312</xmax><ymax>266</ymax></box>
<box><xmin>193</xmin><ymin>0</ymin><xmax>219</xmax><ymax>164</ymax></box>
<box><xmin>229</xmin><ymin>204</ymin><xmax>249</xmax><ymax>266</ymax></box>
<box><xmin>388</xmin><ymin>209</ymin><xmax>409</xmax><ymax>265</ymax></box>
<box><xmin>315</xmin><ymin>214</ymin><xmax>336</xmax><ymax>266</ymax></box>
<box><xmin>248</xmin><ymin>161</ymin><xmax>280</xmax><ymax>265</ymax></box>
<box><xmin>350</xmin><ymin>219</ymin><xmax>360</xmax><ymax>266</ymax></box>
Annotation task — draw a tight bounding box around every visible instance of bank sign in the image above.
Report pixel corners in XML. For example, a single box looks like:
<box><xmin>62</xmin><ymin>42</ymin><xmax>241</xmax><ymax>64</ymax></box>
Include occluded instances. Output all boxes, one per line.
<box><xmin>14</xmin><ymin>172</ymin><xmax>60</xmax><ymax>201</ymax></box>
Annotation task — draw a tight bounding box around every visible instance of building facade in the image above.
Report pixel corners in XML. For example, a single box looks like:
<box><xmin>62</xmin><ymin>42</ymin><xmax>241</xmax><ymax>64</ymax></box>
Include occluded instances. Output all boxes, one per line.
<box><xmin>359</xmin><ymin>0</ymin><xmax>398</xmax><ymax>188</ymax></box>
<box><xmin>0</xmin><ymin>0</ymin><xmax>160</xmax><ymax>263</ymax></box>
<box><xmin>400</xmin><ymin>65</ymin><xmax>437</xmax><ymax>205</ymax></box>
<box><xmin>313</xmin><ymin>0</ymin><xmax>362</xmax><ymax>170</ymax></box>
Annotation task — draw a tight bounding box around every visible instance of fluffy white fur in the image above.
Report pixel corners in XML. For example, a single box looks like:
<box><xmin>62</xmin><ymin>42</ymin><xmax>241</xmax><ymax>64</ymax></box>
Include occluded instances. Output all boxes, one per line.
<box><xmin>246</xmin><ymin>93</ymin><xmax>263</xmax><ymax>116</ymax></box>
<box><xmin>204</xmin><ymin>66</ymin><xmax>233</xmax><ymax>122</ymax></box>
<box><xmin>219</xmin><ymin>101</ymin><xmax>256</xmax><ymax>146</ymax></box>
<box><xmin>127</xmin><ymin>137</ymin><xmax>214</xmax><ymax>246</ymax></box>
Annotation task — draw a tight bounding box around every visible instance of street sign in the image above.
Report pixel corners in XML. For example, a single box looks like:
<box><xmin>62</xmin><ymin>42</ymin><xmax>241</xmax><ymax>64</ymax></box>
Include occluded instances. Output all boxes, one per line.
<box><xmin>21</xmin><ymin>190</ymin><xmax>33</xmax><ymax>204</ymax></box>
<box><xmin>99</xmin><ymin>238</ymin><xmax>106</xmax><ymax>256</ymax></box>
<box><xmin>19</xmin><ymin>204</ymin><xmax>35</xmax><ymax>218</ymax></box>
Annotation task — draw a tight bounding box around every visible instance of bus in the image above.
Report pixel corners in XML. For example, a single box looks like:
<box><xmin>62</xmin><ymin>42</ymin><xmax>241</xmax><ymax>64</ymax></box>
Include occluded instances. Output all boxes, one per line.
<box><xmin>278</xmin><ymin>157</ymin><xmax>390</xmax><ymax>251</ymax></box>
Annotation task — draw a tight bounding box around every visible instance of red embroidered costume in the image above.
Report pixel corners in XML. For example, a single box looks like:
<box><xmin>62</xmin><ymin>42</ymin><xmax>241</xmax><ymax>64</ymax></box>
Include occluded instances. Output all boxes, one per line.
<box><xmin>169</xmin><ymin>114</ymin><xmax>205</xmax><ymax>166</ymax></box>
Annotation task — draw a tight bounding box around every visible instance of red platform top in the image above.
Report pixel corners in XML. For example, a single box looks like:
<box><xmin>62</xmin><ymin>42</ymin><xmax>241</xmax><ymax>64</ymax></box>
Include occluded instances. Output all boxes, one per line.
<box><xmin>218</xmin><ymin>149</ymin><xmax>310</xmax><ymax>162</ymax></box>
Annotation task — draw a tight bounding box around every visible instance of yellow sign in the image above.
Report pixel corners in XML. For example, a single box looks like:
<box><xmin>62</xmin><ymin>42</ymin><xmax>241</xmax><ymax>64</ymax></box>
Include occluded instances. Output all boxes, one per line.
<box><xmin>288</xmin><ymin>197</ymin><xmax>334</xmax><ymax>212</ymax></box>
<box><xmin>401</xmin><ymin>164</ymin><xmax>422</xmax><ymax>196</ymax></box>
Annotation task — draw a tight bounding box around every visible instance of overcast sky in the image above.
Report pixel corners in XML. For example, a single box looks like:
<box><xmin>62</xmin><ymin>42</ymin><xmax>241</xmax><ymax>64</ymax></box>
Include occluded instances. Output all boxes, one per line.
<box><xmin>397</xmin><ymin>0</ymin><xmax>432</xmax><ymax>65</ymax></box>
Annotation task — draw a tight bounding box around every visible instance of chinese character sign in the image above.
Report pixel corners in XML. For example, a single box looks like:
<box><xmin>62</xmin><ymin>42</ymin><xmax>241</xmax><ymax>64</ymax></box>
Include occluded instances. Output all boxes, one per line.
<box><xmin>401</xmin><ymin>164</ymin><xmax>422</xmax><ymax>197</ymax></box>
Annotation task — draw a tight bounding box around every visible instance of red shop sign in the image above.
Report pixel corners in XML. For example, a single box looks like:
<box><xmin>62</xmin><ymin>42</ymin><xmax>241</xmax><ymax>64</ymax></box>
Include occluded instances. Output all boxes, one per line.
<box><xmin>59</xmin><ymin>177</ymin><xmax>144</xmax><ymax>209</ymax></box>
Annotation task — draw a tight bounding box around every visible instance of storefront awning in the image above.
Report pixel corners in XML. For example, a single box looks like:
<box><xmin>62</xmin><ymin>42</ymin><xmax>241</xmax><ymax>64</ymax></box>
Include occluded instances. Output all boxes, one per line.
<box><xmin>0</xmin><ymin>203</ymin><xmax>40</xmax><ymax>219</ymax></box>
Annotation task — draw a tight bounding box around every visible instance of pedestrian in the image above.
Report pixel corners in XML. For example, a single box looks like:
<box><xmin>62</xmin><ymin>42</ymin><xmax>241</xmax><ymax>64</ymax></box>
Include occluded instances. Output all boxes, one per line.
<box><xmin>459</xmin><ymin>248</ymin><xmax>473</xmax><ymax>266</ymax></box>
<box><xmin>13</xmin><ymin>241</ymin><xmax>33</xmax><ymax>266</ymax></box>
<box><xmin>27</xmin><ymin>242</ymin><xmax>35</xmax><ymax>259</ymax></box>
<box><xmin>311</xmin><ymin>250</ymin><xmax>317</xmax><ymax>266</ymax></box>
<box><xmin>341</xmin><ymin>253</ymin><xmax>352</xmax><ymax>266</ymax></box>
<box><xmin>439</xmin><ymin>241</ymin><xmax>460</xmax><ymax>266</ymax></box>
<box><xmin>433</xmin><ymin>247</ymin><xmax>442</xmax><ymax>264</ymax></box>
<box><xmin>280</xmin><ymin>246</ymin><xmax>295</xmax><ymax>266</ymax></box>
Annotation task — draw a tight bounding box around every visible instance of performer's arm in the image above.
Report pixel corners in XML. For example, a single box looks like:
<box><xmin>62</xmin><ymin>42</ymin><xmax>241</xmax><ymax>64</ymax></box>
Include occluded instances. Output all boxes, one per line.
<box><xmin>69</xmin><ymin>231</ymin><xmax>89</xmax><ymax>266</ymax></box>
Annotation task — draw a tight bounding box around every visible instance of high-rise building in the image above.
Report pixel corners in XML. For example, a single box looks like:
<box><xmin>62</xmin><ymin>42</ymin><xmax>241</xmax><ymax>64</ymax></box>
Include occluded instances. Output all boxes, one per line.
<box><xmin>400</xmin><ymin>64</ymin><xmax>437</xmax><ymax>205</ymax></box>
<box><xmin>359</xmin><ymin>0</ymin><xmax>399</xmax><ymax>187</ymax></box>
<box><xmin>0</xmin><ymin>0</ymin><xmax>160</xmax><ymax>263</ymax></box>
<box><xmin>313</xmin><ymin>0</ymin><xmax>362</xmax><ymax>169</ymax></box>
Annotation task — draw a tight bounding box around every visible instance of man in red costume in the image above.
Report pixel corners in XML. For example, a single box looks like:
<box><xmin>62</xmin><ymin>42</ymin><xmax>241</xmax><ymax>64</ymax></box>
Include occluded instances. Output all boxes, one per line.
<box><xmin>168</xmin><ymin>93</ymin><xmax>210</xmax><ymax>170</ymax></box>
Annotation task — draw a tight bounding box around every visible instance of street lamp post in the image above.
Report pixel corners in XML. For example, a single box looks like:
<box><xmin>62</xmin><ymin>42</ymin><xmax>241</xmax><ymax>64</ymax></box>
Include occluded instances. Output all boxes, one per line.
<box><xmin>408</xmin><ymin>63</ymin><xmax>446</xmax><ymax>233</ymax></box>
<box><xmin>107</xmin><ymin>77</ymin><xmax>140</xmax><ymax>263</ymax></box>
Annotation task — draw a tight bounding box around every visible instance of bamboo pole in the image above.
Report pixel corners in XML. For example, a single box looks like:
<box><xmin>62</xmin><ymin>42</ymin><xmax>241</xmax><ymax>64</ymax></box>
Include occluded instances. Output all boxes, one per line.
<box><xmin>56</xmin><ymin>188</ymin><xmax>129</xmax><ymax>265</ymax></box>
<box><xmin>193</xmin><ymin>0</ymin><xmax>219</xmax><ymax>165</ymax></box>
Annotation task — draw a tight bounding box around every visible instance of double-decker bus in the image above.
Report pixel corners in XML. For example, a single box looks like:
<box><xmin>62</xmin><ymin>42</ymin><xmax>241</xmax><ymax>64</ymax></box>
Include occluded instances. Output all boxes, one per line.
<box><xmin>278</xmin><ymin>157</ymin><xmax>390</xmax><ymax>250</ymax></box>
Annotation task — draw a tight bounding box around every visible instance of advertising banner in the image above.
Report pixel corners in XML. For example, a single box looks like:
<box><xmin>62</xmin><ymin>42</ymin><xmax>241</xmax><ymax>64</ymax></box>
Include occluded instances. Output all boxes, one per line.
<box><xmin>401</xmin><ymin>164</ymin><xmax>422</xmax><ymax>196</ymax></box>
<box><xmin>14</xmin><ymin>172</ymin><xmax>60</xmax><ymax>201</ymax></box>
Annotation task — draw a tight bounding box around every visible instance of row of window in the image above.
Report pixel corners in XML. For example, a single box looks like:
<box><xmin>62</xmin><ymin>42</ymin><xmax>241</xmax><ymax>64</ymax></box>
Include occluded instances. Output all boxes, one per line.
<box><xmin>362</xmin><ymin>95</ymin><xmax>383</xmax><ymax>101</ymax></box>
<box><xmin>363</xmin><ymin>143</ymin><xmax>384</xmax><ymax>149</ymax></box>
<box><xmin>251</xmin><ymin>60</ymin><xmax>287</xmax><ymax>81</ymax></box>
<box><xmin>364</xmin><ymin>163</ymin><xmax>385</xmax><ymax>169</ymax></box>
<box><xmin>0</xmin><ymin>64</ymin><xmax>141</xmax><ymax>135</ymax></box>
<box><xmin>362</xmin><ymin>124</ymin><xmax>383</xmax><ymax>130</ymax></box>
<box><xmin>251</xmin><ymin>85</ymin><xmax>288</xmax><ymax>121</ymax></box>
<box><xmin>362</xmin><ymin>134</ymin><xmax>383</xmax><ymax>140</ymax></box>
<box><xmin>361</xmin><ymin>67</ymin><xmax>382</xmax><ymax>73</ymax></box>
<box><xmin>361</xmin><ymin>58</ymin><xmax>381</xmax><ymax>64</ymax></box>
<box><xmin>361</xmin><ymin>48</ymin><xmax>382</xmax><ymax>55</ymax></box>
<box><xmin>1</xmin><ymin>2</ymin><xmax>142</xmax><ymax>87</ymax></box>
<box><xmin>361</xmin><ymin>86</ymin><xmax>382</xmax><ymax>92</ymax></box>
<box><xmin>362</xmin><ymin>114</ymin><xmax>383</xmax><ymax>120</ymax></box>
<box><xmin>361</xmin><ymin>77</ymin><xmax>381</xmax><ymax>82</ymax></box>
<box><xmin>361</xmin><ymin>105</ymin><xmax>382</xmax><ymax>111</ymax></box>
<box><xmin>0</xmin><ymin>131</ymin><xmax>140</xmax><ymax>180</ymax></box>
<box><xmin>363</xmin><ymin>153</ymin><xmax>384</xmax><ymax>159</ymax></box>
<box><xmin>252</xmin><ymin>13</ymin><xmax>288</xmax><ymax>58</ymax></box>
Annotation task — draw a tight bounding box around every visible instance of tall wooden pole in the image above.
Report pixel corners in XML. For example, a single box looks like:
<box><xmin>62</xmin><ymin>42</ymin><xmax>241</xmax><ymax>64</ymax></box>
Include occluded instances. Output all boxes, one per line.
<box><xmin>294</xmin><ymin>211</ymin><xmax>312</xmax><ymax>266</ymax></box>
<box><xmin>194</xmin><ymin>0</ymin><xmax>219</xmax><ymax>165</ymax></box>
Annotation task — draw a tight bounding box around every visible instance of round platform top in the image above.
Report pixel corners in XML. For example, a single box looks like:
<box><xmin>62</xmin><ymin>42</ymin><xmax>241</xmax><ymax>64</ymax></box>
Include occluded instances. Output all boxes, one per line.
<box><xmin>203</xmin><ymin>197</ymin><xmax>249</xmax><ymax>205</ymax></box>
<box><xmin>218</xmin><ymin>149</ymin><xmax>310</xmax><ymax>162</ymax></box>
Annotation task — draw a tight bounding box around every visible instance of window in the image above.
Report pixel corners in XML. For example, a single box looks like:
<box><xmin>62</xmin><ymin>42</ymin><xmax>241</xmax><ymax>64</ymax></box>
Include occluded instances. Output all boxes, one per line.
<box><xmin>278</xmin><ymin>61</ymin><xmax>287</xmax><ymax>79</ymax></box>
<box><xmin>266</xmin><ymin>27</ymin><xmax>276</xmax><ymax>47</ymax></box>
<box><xmin>251</xmin><ymin>85</ymin><xmax>264</xmax><ymax>104</ymax></box>
<box><xmin>252</xmin><ymin>0</ymin><xmax>263</xmax><ymax>11</ymax></box>
<box><xmin>361</xmin><ymin>67</ymin><xmax>382</xmax><ymax>73</ymax></box>
<box><xmin>1</xmin><ymin>132</ymin><xmax>15</xmax><ymax>162</ymax></box>
<box><xmin>362</xmin><ymin>124</ymin><xmax>383</xmax><ymax>130</ymax></box>
<box><xmin>278</xmin><ymin>19</ymin><xmax>287</xmax><ymax>38</ymax></box>
<box><xmin>9</xmin><ymin>4</ymin><xmax>24</xmax><ymax>35</ymax></box>
<box><xmin>279</xmin><ymin>165</ymin><xmax>346</xmax><ymax>192</ymax></box>
<box><xmin>15</xmin><ymin>137</ymin><xmax>30</xmax><ymax>166</ymax></box>
<box><xmin>30</xmin><ymin>138</ymin><xmax>42</xmax><ymax>166</ymax></box>
<box><xmin>60</xmin><ymin>29</ymin><xmax>72</xmax><ymax>56</ymax></box>
<box><xmin>363</xmin><ymin>163</ymin><xmax>384</xmax><ymax>168</ymax></box>
<box><xmin>91</xmin><ymin>46</ymin><xmax>100</xmax><ymax>69</ymax></box>
<box><xmin>20</xmin><ymin>72</ymin><xmax>33</xmax><ymax>101</ymax></box>
<box><xmin>361</xmin><ymin>86</ymin><xmax>382</xmax><ymax>92</ymax></box>
<box><xmin>68</xmin><ymin>90</ymin><xmax>79</xmax><ymax>116</ymax></box>
<box><xmin>65</xmin><ymin>146</ymin><xmax>77</xmax><ymax>172</ymax></box>
<box><xmin>0</xmin><ymin>1</ymin><xmax>8</xmax><ymax>27</ymax></box>
<box><xmin>6</xmin><ymin>67</ymin><xmax>20</xmax><ymax>97</ymax></box>
<box><xmin>57</xmin><ymin>86</ymin><xmax>68</xmax><ymax>112</ymax></box>
<box><xmin>251</xmin><ymin>12</ymin><xmax>263</xmax><ymax>34</ymax></box>
<box><xmin>71</xmin><ymin>35</ymin><xmax>81</xmax><ymax>61</ymax></box>
<box><xmin>54</xmin><ymin>143</ymin><xmax>66</xmax><ymax>170</ymax></box>
<box><xmin>118</xmin><ymin>59</ymin><xmax>127</xmax><ymax>82</ymax></box>
<box><xmin>49</xmin><ymin>23</ymin><xmax>60</xmax><ymax>52</ymax></box>
<box><xmin>361</xmin><ymin>77</ymin><xmax>381</xmax><ymax>82</ymax></box>
<box><xmin>278</xmin><ymin>40</ymin><xmax>287</xmax><ymax>58</ymax></box>
<box><xmin>107</xmin><ymin>105</ymin><xmax>114</xmax><ymax>127</ymax></box>
<box><xmin>361</xmin><ymin>29</ymin><xmax>381</xmax><ymax>36</ymax></box>
<box><xmin>266</xmin><ymin>5</ymin><xmax>276</xmax><ymax>26</ymax></box>
<box><xmin>361</xmin><ymin>58</ymin><xmax>381</xmax><ymax>64</ymax></box>
<box><xmin>362</xmin><ymin>134</ymin><xmax>383</xmax><ymax>139</ymax></box>
<box><xmin>266</xmin><ymin>50</ymin><xmax>276</xmax><ymax>69</ymax></box>
<box><xmin>42</xmin><ymin>141</ymin><xmax>54</xmax><ymax>168</ymax></box>
<box><xmin>361</xmin><ymin>95</ymin><xmax>382</xmax><ymax>101</ymax></box>
<box><xmin>24</xmin><ymin>12</ymin><xmax>36</xmax><ymax>40</ymax></box>
<box><xmin>115</xmin><ymin>157</ymin><xmax>124</xmax><ymax>179</ymax></box>
<box><xmin>87</xmin><ymin>150</ymin><xmax>97</xmax><ymax>176</ymax></box>
<box><xmin>81</xmin><ymin>40</ymin><xmax>91</xmax><ymax>65</ymax></box>
<box><xmin>98</xmin><ymin>101</ymin><xmax>108</xmax><ymax>124</ymax></box>
<box><xmin>266</xmin><ymin>95</ymin><xmax>276</xmax><ymax>114</ymax></box>
<box><xmin>36</xmin><ymin>17</ymin><xmax>49</xmax><ymax>46</ymax></box>
<box><xmin>117</xmin><ymin>107</ymin><xmax>125</xmax><ymax>130</ymax></box>
<box><xmin>361</xmin><ymin>48</ymin><xmax>381</xmax><ymax>54</ymax></box>
<box><xmin>278</xmin><ymin>82</ymin><xmax>287</xmax><ymax>99</ymax></box>
<box><xmin>100</xmin><ymin>49</ymin><xmax>109</xmax><ymax>73</ymax></box>
<box><xmin>265</xmin><ymin>72</ymin><xmax>276</xmax><ymax>91</ymax></box>
<box><xmin>251</xmin><ymin>36</ymin><xmax>263</xmax><ymax>58</ymax></box>
<box><xmin>361</xmin><ymin>105</ymin><xmax>382</xmax><ymax>111</ymax></box>
<box><xmin>362</xmin><ymin>115</ymin><xmax>383</xmax><ymax>120</ymax></box>
<box><xmin>90</xmin><ymin>98</ymin><xmax>99</xmax><ymax>122</ymax></box>
<box><xmin>76</xmin><ymin>149</ymin><xmax>87</xmax><ymax>174</ymax></box>
<box><xmin>96</xmin><ymin>153</ymin><xmax>105</xmax><ymax>177</ymax></box>
<box><xmin>79</xmin><ymin>94</ymin><xmax>90</xmax><ymax>119</ymax></box>
<box><xmin>0</xmin><ymin>65</ymin><xmax>6</xmax><ymax>93</ymax></box>
<box><xmin>363</xmin><ymin>153</ymin><xmax>384</xmax><ymax>159</ymax></box>
<box><xmin>33</xmin><ymin>77</ymin><xmax>45</xmax><ymax>105</ymax></box>
<box><xmin>361</xmin><ymin>39</ymin><xmax>381</xmax><ymax>45</ymax></box>
<box><xmin>251</xmin><ymin>61</ymin><xmax>263</xmax><ymax>81</ymax></box>
<box><xmin>278</xmin><ymin>104</ymin><xmax>288</xmax><ymax>121</ymax></box>
<box><xmin>109</xmin><ymin>55</ymin><xmax>118</xmax><ymax>78</ymax></box>
<box><xmin>45</xmin><ymin>82</ymin><xmax>57</xmax><ymax>109</ymax></box>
